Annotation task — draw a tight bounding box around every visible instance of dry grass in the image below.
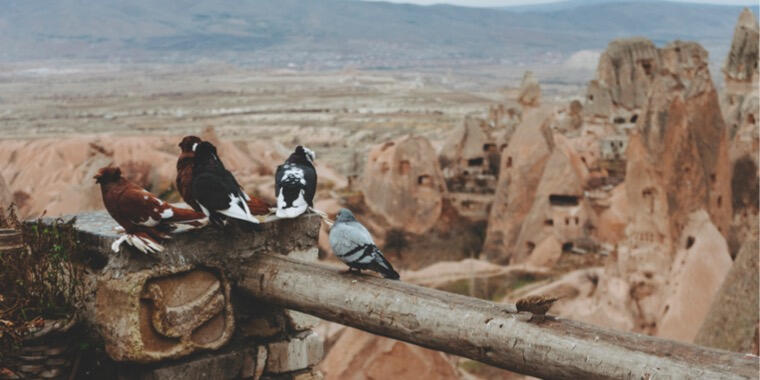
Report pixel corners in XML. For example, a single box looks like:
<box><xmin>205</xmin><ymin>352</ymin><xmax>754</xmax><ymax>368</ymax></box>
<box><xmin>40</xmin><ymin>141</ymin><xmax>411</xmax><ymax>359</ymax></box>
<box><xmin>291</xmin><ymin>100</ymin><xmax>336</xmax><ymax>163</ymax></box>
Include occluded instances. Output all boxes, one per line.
<box><xmin>0</xmin><ymin>205</ymin><xmax>83</xmax><ymax>356</ymax></box>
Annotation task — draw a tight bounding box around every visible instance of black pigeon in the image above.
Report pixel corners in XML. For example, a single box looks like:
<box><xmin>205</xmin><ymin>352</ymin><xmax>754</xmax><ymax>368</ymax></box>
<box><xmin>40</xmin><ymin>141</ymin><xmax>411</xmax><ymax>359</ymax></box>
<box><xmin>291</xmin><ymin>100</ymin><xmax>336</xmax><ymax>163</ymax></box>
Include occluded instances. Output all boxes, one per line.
<box><xmin>329</xmin><ymin>208</ymin><xmax>400</xmax><ymax>279</ymax></box>
<box><xmin>275</xmin><ymin>145</ymin><xmax>317</xmax><ymax>218</ymax></box>
<box><xmin>191</xmin><ymin>141</ymin><xmax>260</xmax><ymax>226</ymax></box>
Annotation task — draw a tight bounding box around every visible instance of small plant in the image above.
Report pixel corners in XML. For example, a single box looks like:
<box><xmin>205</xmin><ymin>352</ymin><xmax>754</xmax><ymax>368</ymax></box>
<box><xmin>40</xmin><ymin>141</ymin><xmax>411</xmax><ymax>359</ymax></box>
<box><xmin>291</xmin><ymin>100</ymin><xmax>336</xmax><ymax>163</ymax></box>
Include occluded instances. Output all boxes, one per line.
<box><xmin>0</xmin><ymin>204</ymin><xmax>83</xmax><ymax>357</ymax></box>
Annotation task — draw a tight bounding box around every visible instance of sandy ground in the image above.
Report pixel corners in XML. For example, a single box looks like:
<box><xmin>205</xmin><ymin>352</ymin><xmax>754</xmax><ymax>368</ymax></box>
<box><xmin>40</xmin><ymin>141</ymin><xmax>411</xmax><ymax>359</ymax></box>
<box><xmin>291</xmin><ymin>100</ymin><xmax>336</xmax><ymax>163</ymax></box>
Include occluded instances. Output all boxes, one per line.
<box><xmin>0</xmin><ymin>61</ymin><xmax>587</xmax><ymax>174</ymax></box>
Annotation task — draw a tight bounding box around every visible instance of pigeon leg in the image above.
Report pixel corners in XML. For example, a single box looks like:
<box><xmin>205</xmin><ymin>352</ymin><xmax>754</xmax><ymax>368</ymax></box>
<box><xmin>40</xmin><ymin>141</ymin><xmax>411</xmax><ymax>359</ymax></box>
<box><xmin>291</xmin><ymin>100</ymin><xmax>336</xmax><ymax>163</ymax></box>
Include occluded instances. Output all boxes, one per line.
<box><xmin>111</xmin><ymin>234</ymin><xmax>128</xmax><ymax>252</ymax></box>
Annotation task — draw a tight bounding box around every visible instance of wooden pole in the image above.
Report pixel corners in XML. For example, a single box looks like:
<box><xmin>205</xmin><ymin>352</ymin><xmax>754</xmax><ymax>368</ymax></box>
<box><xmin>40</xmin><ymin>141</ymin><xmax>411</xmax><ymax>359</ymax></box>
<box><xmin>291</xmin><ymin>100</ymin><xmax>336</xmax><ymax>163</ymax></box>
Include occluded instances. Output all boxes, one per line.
<box><xmin>240</xmin><ymin>253</ymin><xmax>759</xmax><ymax>380</ymax></box>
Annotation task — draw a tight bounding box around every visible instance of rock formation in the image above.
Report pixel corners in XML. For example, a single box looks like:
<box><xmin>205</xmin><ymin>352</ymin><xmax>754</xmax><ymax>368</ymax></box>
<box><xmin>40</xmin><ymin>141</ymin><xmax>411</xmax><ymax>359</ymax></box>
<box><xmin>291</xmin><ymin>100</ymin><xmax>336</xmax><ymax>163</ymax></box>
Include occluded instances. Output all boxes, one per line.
<box><xmin>695</xmin><ymin>240</ymin><xmax>759</xmax><ymax>354</ymax></box>
<box><xmin>0</xmin><ymin>174</ymin><xmax>11</xmax><ymax>209</ymax></box>
<box><xmin>361</xmin><ymin>136</ymin><xmax>446</xmax><ymax>235</ymax></box>
<box><xmin>517</xmin><ymin>71</ymin><xmax>541</xmax><ymax>108</ymax></box>
<box><xmin>319</xmin><ymin>328</ymin><xmax>459</xmax><ymax>380</ymax></box>
<box><xmin>0</xmin><ymin>133</ymin><xmax>346</xmax><ymax>219</ymax></box>
<box><xmin>656</xmin><ymin>210</ymin><xmax>732</xmax><ymax>342</ymax></box>
<box><xmin>512</xmin><ymin>135</ymin><xmax>588</xmax><ymax>263</ymax></box>
<box><xmin>721</xmin><ymin>8</ymin><xmax>760</xmax><ymax>256</ymax></box>
<box><xmin>482</xmin><ymin>107</ymin><xmax>553</xmax><ymax>263</ymax></box>
<box><xmin>595</xmin><ymin>38</ymin><xmax>660</xmax><ymax>111</ymax></box>
<box><xmin>546</xmin><ymin>100</ymin><xmax>583</xmax><ymax>136</ymax></box>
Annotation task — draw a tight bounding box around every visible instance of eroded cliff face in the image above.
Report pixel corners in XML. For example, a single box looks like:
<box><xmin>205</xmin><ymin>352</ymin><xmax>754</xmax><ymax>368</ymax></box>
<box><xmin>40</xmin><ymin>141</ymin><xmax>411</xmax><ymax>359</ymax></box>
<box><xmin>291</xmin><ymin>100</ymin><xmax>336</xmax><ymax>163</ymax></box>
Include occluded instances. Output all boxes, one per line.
<box><xmin>482</xmin><ymin>107</ymin><xmax>554</xmax><ymax>264</ymax></box>
<box><xmin>596</xmin><ymin>38</ymin><xmax>661</xmax><ymax>111</ymax></box>
<box><xmin>722</xmin><ymin>8</ymin><xmax>760</xmax><ymax>256</ymax></box>
<box><xmin>361</xmin><ymin>135</ymin><xmax>446</xmax><ymax>235</ymax></box>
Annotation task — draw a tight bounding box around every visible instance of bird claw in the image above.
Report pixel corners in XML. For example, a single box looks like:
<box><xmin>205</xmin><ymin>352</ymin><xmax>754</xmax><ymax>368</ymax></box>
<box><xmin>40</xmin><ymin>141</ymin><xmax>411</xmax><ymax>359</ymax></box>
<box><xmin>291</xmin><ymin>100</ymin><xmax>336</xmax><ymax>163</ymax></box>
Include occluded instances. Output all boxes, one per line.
<box><xmin>111</xmin><ymin>233</ymin><xmax>164</xmax><ymax>254</ymax></box>
<box><xmin>309</xmin><ymin>207</ymin><xmax>334</xmax><ymax>226</ymax></box>
<box><xmin>111</xmin><ymin>235</ymin><xmax>128</xmax><ymax>252</ymax></box>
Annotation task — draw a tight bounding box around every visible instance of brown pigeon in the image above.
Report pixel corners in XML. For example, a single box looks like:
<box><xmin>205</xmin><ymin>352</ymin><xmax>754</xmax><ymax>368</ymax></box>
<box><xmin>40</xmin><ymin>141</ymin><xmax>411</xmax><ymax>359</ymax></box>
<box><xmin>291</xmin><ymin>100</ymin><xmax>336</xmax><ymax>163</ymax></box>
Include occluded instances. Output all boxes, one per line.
<box><xmin>95</xmin><ymin>166</ymin><xmax>207</xmax><ymax>254</ymax></box>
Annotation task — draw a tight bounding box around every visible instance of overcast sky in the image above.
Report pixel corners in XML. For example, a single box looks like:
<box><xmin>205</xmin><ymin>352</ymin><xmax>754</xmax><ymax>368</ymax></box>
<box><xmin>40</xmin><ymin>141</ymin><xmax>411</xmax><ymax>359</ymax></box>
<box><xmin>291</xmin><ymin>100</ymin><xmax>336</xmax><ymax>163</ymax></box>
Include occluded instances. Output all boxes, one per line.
<box><xmin>364</xmin><ymin>0</ymin><xmax>758</xmax><ymax>6</ymax></box>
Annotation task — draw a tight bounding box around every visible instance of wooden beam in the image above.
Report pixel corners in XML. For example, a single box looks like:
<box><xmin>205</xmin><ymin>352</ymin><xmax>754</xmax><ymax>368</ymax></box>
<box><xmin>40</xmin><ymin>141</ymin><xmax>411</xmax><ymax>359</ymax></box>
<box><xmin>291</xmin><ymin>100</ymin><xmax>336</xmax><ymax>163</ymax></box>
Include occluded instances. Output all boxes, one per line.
<box><xmin>240</xmin><ymin>253</ymin><xmax>759</xmax><ymax>380</ymax></box>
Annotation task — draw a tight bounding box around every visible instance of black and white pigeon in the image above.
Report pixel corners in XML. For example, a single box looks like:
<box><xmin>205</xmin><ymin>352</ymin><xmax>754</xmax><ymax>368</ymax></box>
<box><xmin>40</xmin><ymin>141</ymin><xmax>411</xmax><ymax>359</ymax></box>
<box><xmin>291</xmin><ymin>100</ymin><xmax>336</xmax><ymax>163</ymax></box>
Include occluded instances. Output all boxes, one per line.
<box><xmin>191</xmin><ymin>141</ymin><xmax>260</xmax><ymax>226</ymax></box>
<box><xmin>274</xmin><ymin>145</ymin><xmax>317</xmax><ymax>218</ymax></box>
<box><xmin>329</xmin><ymin>208</ymin><xmax>400</xmax><ymax>279</ymax></box>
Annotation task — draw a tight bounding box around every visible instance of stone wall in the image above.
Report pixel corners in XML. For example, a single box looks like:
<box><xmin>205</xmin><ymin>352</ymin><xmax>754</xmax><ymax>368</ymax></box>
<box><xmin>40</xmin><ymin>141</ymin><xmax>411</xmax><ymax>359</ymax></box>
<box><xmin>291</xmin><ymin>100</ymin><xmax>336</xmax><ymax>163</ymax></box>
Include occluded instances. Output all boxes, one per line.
<box><xmin>67</xmin><ymin>211</ymin><xmax>325</xmax><ymax>380</ymax></box>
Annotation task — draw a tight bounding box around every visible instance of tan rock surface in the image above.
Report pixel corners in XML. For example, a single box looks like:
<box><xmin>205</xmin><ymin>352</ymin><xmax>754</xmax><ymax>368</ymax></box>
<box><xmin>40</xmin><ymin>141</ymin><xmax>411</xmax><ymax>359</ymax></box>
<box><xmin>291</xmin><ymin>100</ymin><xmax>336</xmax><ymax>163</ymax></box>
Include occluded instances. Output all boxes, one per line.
<box><xmin>361</xmin><ymin>136</ymin><xmax>446</xmax><ymax>235</ymax></box>
<box><xmin>482</xmin><ymin>106</ymin><xmax>553</xmax><ymax>263</ymax></box>
<box><xmin>721</xmin><ymin>9</ymin><xmax>760</xmax><ymax>256</ymax></box>
<box><xmin>525</xmin><ymin>235</ymin><xmax>562</xmax><ymax>268</ymax></box>
<box><xmin>593</xmin><ymin>184</ymin><xmax>629</xmax><ymax>244</ymax></box>
<box><xmin>596</xmin><ymin>37</ymin><xmax>660</xmax><ymax>111</ymax></box>
<box><xmin>636</xmin><ymin>40</ymin><xmax>732</xmax><ymax>241</ymax></box>
<box><xmin>695</xmin><ymin>240</ymin><xmax>759</xmax><ymax>354</ymax></box>
<box><xmin>512</xmin><ymin>135</ymin><xmax>588</xmax><ymax>263</ymax></box>
<box><xmin>657</xmin><ymin>210</ymin><xmax>732</xmax><ymax>343</ymax></box>
<box><xmin>0</xmin><ymin>134</ymin><xmax>344</xmax><ymax>219</ymax></box>
<box><xmin>723</xmin><ymin>8</ymin><xmax>759</xmax><ymax>84</ymax></box>
<box><xmin>319</xmin><ymin>328</ymin><xmax>458</xmax><ymax>380</ymax></box>
<box><xmin>517</xmin><ymin>71</ymin><xmax>541</xmax><ymax>108</ymax></box>
<box><xmin>0</xmin><ymin>173</ymin><xmax>12</xmax><ymax>208</ymax></box>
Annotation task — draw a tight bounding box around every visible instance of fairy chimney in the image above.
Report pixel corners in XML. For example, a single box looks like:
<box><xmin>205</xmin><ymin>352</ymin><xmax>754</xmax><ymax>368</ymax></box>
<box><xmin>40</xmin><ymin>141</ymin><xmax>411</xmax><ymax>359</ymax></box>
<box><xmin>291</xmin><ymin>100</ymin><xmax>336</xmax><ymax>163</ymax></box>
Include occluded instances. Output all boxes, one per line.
<box><xmin>362</xmin><ymin>136</ymin><xmax>446</xmax><ymax>235</ymax></box>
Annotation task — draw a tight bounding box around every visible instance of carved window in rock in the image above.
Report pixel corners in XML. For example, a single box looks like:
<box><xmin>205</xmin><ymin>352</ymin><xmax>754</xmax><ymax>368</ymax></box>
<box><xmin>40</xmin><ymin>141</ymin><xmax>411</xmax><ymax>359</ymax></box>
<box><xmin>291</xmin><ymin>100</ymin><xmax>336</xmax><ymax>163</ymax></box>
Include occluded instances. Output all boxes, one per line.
<box><xmin>549</xmin><ymin>194</ymin><xmax>580</xmax><ymax>207</ymax></box>
<box><xmin>417</xmin><ymin>174</ymin><xmax>433</xmax><ymax>187</ymax></box>
<box><xmin>467</xmin><ymin>157</ymin><xmax>484</xmax><ymax>167</ymax></box>
<box><xmin>639</xmin><ymin>59</ymin><xmax>654</xmax><ymax>76</ymax></box>
<box><xmin>642</xmin><ymin>187</ymin><xmax>656</xmax><ymax>214</ymax></box>
<box><xmin>399</xmin><ymin>160</ymin><xmax>411</xmax><ymax>175</ymax></box>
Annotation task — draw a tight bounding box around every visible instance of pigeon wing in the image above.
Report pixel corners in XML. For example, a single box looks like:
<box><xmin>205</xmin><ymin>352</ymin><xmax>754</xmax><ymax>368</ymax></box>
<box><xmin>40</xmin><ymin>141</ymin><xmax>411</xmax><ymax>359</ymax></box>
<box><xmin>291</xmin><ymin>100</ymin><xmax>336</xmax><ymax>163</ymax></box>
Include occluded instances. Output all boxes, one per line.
<box><xmin>115</xmin><ymin>185</ymin><xmax>178</xmax><ymax>228</ymax></box>
<box><xmin>329</xmin><ymin>221</ymin><xmax>375</xmax><ymax>257</ymax></box>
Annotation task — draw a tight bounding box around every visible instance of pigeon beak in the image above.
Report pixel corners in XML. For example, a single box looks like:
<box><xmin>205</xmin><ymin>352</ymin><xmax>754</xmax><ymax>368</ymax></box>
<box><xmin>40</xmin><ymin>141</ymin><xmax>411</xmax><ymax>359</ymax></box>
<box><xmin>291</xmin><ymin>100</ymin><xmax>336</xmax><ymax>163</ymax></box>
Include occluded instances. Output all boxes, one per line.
<box><xmin>192</xmin><ymin>142</ymin><xmax>198</xmax><ymax>152</ymax></box>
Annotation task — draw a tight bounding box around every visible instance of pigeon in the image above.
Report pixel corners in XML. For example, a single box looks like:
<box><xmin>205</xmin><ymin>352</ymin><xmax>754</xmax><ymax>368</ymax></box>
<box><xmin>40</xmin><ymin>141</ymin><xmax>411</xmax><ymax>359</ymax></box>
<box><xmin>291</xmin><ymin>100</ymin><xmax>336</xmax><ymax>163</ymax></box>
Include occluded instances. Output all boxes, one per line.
<box><xmin>275</xmin><ymin>145</ymin><xmax>317</xmax><ymax>218</ymax></box>
<box><xmin>176</xmin><ymin>135</ymin><xmax>270</xmax><ymax>215</ymax></box>
<box><xmin>191</xmin><ymin>141</ymin><xmax>260</xmax><ymax>226</ymax></box>
<box><xmin>329</xmin><ymin>208</ymin><xmax>400</xmax><ymax>279</ymax></box>
<box><xmin>94</xmin><ymin>166</ymin><xmax>208</xmax><ymax>254</ymax></box>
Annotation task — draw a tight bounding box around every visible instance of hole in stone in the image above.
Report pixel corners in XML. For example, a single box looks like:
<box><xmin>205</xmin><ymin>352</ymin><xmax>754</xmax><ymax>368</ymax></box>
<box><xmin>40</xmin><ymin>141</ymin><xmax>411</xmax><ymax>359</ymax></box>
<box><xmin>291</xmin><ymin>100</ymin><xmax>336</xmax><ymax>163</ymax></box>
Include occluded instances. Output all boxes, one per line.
<box><xmin>630</xmin><ymin>114</ymin><xmax>638</xmax><ymax>123</ymax></box>
<box><xmin>526</xmin><ymin>241</ymin><xmax>536</xmax><ymax>251</ymax></box>
<box><xmin>468</xmin><ymin>157</ymin><xmax>484</xmax><ymax>167</ymax></box>
<box><xmin>544</xmin><ymin>219</ymin><xmax>554</xmax><ymax>226</ymax></box>
<box><xmin>506</xmin><ymin>156</ymin><xmax>513</xmax><ymax>168</ymax></box>
<box><xmin>613</xmin><ymin>116</ymin><xmax>626</xmax><ymax>124</ymax></box>
<box><xmin>562</xmin><ymin>242</ymin><xmax>574</xmax><ymax>252</ymax></box>
<box><xmin>483</xmin><ymin>143</ymin><xmax>496</xmax><ymax>152</ymax></box>
<box><xmin>686</xmin><ymin>236</ymin><xmax>695</xmax><ymax>249</ymax></box>
<box><xmin>549</xmin><ymin>194</ymin><xmax>580</xmax><ymax>206</ymax></box>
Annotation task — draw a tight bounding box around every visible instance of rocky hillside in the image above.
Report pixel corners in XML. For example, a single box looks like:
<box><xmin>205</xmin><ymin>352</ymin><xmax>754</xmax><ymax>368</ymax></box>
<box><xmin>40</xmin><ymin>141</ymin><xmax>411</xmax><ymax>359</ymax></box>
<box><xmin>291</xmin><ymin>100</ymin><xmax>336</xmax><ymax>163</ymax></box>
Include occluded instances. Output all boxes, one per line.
<box><xmin>0</xmin><ymin>0</ymin><xmax>754</xmax><ymax>67</ymax></box>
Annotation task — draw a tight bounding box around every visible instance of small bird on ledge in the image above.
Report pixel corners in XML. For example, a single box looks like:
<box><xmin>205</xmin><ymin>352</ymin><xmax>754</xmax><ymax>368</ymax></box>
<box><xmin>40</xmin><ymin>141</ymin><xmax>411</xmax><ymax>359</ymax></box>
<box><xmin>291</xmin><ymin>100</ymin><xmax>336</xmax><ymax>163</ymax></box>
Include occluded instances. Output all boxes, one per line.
<box><xmin>94</xmin><ymin>166</ymin><xmax>207</xmax><ymax>254</ymax></box>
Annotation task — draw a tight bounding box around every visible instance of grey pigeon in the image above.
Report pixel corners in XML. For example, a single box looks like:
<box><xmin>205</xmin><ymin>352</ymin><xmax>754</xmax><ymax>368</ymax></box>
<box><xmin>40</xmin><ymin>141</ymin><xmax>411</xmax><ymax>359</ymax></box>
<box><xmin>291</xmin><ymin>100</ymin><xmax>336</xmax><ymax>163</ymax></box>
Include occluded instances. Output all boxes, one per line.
<box><xmin>329</xmin><ymin>208</ymin><xmax>400</xmax><ymax>279</ymax></box>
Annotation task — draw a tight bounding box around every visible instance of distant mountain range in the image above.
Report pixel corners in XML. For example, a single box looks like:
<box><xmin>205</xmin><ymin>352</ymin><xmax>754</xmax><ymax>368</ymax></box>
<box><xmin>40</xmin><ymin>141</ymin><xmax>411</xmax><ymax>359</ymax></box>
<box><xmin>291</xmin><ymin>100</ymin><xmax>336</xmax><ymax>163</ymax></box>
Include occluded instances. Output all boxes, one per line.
<box><xmin>0</xmin><ymin>0</ymin><xmax>755</xmax><ymax>68</ymax></box>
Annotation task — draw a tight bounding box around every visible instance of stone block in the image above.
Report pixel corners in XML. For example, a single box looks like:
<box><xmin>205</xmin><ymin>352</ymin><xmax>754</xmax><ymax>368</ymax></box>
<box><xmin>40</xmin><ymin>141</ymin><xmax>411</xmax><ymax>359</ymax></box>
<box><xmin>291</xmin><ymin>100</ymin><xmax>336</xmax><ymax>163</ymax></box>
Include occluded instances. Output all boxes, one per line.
<box><xmin>242</xmin><ymin>346</ymin><xmax>268</xmax><ymax>380</ymax></box>
<box><xmin>284</xmin><ymin>310</ymin><xmax>321</xmax><ymax>332</ymax></box>
<box><xmin>266</xmin><ymin>331</ymin><xmax>324</xmax><ymax>374</ymax></box>
<box><xmin>94</xmin><ymin>266</ymin><xmax>235</xmax><ymax>363</ymax></box>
